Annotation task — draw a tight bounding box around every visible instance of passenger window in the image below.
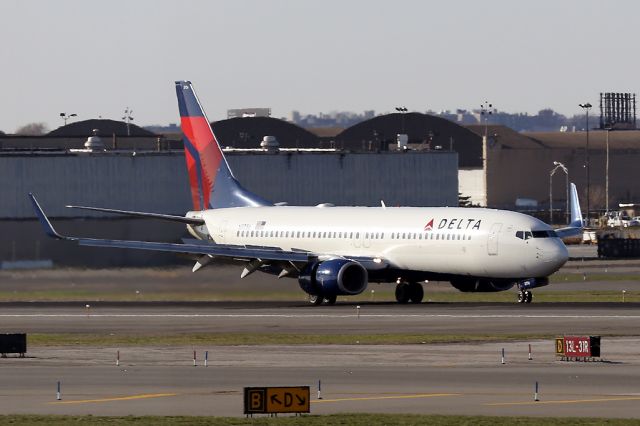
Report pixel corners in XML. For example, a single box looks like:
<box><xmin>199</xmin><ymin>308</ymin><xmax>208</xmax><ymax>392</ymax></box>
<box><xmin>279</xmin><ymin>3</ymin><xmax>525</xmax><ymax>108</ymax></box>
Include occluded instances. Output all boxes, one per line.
<box><xmin>356</xmin><ymin>232</ymin><xmax>360</xmax><ymax>239</ymax></box>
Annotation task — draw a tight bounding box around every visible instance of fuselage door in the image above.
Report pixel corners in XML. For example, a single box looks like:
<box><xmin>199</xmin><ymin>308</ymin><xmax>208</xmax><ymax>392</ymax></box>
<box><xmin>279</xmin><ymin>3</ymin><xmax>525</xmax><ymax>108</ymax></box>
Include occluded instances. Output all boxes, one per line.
<box><xmin>487</xmin><ymin>223</ymin><xmax>502</xmax><ymax>256</ymax></box>
<box><xmin>362</xmin><ymin>231</ymin><xmax>372</xmax><ymax>248</ymax></box>
<box><xmin>216</xmin><ymin>220</ymin><xmax>228</xmax><ymax>244</ymax></box>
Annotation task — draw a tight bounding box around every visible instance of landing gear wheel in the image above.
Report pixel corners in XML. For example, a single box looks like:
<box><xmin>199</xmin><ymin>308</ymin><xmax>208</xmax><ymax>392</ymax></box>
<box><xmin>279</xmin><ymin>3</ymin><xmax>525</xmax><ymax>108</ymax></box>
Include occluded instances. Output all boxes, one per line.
<box><xmin>323</xmin><ymin>295</ymin><xmax>337</xmax><ymax>305</ymax></box>
<box><xmin>408</xmin><ymin>282</ymin><xmax>424</xmax><ymax>304</ymax></box>
<box><xmin>395</xmin><ymin>283</ymin><xmax>411</xmax><ymax>304</ymax></box>
<box><xmin>309</xmin><ymin>294</ymin><xmax>324</xmax><ymax>306</ymax></box>
<box><xmin>517</xmin><ymin>290</ymin><xmax>533</xmax><ymax>304</ymax></box>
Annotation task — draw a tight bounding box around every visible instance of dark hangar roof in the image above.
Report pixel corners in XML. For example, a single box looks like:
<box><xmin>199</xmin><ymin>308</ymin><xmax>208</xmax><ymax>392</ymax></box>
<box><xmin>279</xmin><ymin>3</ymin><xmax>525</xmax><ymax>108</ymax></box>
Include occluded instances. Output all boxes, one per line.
<box><xmin>48</xmin><ymin>119</ymin><xmax>157</xmax><ymax>137</ymax></box>
<box><xmin>335</xmin><ymin>112</ymin><xmax>483</xmax><ymax>167</ymax></box>
<box><xmin>211</xmin><ymin>117</ymin><xmax>320</xmax><ymax>148</ymax></box>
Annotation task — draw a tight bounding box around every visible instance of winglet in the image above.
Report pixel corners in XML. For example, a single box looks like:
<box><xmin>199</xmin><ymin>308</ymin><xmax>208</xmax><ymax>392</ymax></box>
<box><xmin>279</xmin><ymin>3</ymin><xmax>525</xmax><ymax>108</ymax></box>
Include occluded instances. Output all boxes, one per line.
<box><xmin>28</xmin><ymin>193</ymin><xmax>67</xmax><ymax>240</ymax></box>
<box><xmin>568</xmin><ymin>182</ymin><xmax>583</xmax><ymax>228</ymax></box>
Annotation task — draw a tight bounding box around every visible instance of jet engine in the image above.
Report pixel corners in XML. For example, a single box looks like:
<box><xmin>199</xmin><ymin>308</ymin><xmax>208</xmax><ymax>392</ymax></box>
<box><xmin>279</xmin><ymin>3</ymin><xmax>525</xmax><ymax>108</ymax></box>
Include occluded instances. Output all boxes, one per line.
<box><xmin>298</xmin><ymin>259</ymin><xmax>368</xmax><ymax>297</ymax></box>
<box><xmin>449</xmin><ymin>278</ymin><xmax>515</xmax><ymax>292</ymax></box>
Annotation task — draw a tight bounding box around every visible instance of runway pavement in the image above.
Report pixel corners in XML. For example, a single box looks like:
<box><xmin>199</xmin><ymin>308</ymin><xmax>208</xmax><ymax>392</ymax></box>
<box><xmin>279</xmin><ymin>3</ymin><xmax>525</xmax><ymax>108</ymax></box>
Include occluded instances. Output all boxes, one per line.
<box><xmin>1</xmin><ymin>301</ymin><xmax>640</xmax><ymax>336</ymax></box>
<box><xmin>1</xmin><ymin>244</ymin><xmax>639</xmax><ymax>418</ymax></box>
<box><xmin>1</xmin><ymin>302</ymin><xmax>640</xmax><ymax>418</ymax></box>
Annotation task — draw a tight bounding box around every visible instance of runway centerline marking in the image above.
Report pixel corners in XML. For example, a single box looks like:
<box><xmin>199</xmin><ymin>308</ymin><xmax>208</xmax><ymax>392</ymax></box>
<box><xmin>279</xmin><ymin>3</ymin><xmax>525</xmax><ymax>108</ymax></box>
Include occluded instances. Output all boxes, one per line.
<box><xmin>312</xmin><ymin>393</ymin><xmax>461</xmax><ymax>403</ymax></box>
<box><xmin>486</xmin><ymin>395</ymin><xmax>640</xmax><ymax>406</ymax></box>
<box><xmin>48</xmin><ymin>393</ymin><xmax>177</xmax><ymax>405</ymax></box>
<box><xmin>2</xmin><ymin>314</ymin><xmax>640</xmax><ymax>319</ymax></box>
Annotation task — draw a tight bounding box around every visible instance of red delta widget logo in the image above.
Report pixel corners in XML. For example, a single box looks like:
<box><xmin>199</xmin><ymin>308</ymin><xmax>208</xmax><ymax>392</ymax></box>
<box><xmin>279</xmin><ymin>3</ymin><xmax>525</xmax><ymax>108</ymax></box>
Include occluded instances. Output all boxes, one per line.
<box><xmin>424</xmin><ymin>218</ymin><xmax>482</xmax><ymax>231</ymax></box>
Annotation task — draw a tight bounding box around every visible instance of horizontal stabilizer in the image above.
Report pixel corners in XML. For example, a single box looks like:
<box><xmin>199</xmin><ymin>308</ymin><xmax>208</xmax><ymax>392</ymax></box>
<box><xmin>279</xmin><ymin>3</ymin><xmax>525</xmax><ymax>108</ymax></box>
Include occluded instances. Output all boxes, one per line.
<box><xmin>65</xmin><ymin>205</ymin><xmax>204</xmax><ymax>226</ymax></box>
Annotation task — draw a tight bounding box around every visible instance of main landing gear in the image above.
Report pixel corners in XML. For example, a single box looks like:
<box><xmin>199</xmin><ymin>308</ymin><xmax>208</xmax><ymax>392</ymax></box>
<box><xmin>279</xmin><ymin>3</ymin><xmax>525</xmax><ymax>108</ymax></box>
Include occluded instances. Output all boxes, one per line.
<box><xmin>395</xmin><ymin>282</ymin><xmax>424</xmax><ymax>304</ymax></box>
<box><xmin>308</xmin><ymin>294</ymin><xmax>337</xmax><ymax>306</ymax></box>
<box><xmin>517</xmin><ymin>290</ymin><xmax>533</xmax><ymax>304</ymax></box>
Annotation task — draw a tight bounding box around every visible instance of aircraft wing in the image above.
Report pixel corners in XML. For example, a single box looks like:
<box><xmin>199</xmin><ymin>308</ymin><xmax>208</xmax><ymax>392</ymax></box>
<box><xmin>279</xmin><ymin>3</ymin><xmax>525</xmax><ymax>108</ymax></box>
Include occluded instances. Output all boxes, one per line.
<box><xmin>30</xmin><ymin>194</ymin><xmax>391</xmax><ymax>270</ymax></box>
<box><xmin>555</xmin><ymin>182</ymin><xmax>584</xmax><ymax>239</ymax></box>
<box><xmin>65</xmin><ymin>205</ymin><xmax>204</xmax><ymax>225</ymax></box>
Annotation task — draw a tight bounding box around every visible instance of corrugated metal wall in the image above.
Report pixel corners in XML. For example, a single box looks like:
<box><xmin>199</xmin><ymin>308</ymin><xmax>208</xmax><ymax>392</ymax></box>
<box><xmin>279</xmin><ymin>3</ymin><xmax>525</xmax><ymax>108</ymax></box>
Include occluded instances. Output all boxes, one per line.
<box><xmin>0</xmin><ymin>151</ymin><xmax>457</xmax><ymax>219</ymax></box>
<box><xmin>0</xmin><ymin>150</ymin><xmax>457</xmax><ymax>266</ymax></box>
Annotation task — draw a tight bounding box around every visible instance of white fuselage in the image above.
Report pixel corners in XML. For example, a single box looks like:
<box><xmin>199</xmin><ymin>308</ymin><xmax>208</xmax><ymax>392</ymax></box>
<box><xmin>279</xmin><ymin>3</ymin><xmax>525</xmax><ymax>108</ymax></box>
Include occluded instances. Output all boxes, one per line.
<box><xmin>188</xmin><ymin>206</ymin><xmax>569</xmax><ymax>279</ymax></box>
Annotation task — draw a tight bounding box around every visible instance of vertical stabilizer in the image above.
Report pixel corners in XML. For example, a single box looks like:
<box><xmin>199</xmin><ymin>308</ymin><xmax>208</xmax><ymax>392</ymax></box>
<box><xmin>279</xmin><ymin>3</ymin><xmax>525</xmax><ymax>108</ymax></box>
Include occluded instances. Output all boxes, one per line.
<box><xmin>175</xmin><ymin>81</ymin><xmax>271</xmax><ymax>210</ymax></box>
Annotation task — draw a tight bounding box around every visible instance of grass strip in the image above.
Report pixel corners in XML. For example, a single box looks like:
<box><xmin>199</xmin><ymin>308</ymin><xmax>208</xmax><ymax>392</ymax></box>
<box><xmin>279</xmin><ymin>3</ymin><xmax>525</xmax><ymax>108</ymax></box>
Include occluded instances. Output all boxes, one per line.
<box><xmin>0</xmin><ymin>414</ymin><xmax>636</xmax><ymax>425</ymax></box>
<box><xmin>28</xmin><ymin>332</ymin><xmax>555</xmax><ymax>347</ymax></box>
<box><xmin>0</xmin><ymin>289</ymin><xmax>638</xmax><ymax>303</ymax></box>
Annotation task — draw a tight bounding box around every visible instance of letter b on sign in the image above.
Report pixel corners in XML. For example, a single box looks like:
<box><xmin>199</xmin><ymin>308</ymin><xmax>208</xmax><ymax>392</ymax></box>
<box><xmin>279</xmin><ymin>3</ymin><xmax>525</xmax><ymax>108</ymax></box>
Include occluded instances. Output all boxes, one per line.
<box><xmin>244</xmin><ymin>388</ymin><xmax>266</xmax><ymax>413</ymax></box>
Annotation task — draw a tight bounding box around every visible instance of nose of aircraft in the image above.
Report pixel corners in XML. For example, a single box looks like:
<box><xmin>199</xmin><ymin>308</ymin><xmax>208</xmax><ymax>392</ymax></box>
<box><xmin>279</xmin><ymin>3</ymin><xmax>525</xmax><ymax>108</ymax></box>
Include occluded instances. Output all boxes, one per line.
<box><xmin>546</xmin><ymin>240</ymin><xmax>569</xmax><ymax>271</ymax></box>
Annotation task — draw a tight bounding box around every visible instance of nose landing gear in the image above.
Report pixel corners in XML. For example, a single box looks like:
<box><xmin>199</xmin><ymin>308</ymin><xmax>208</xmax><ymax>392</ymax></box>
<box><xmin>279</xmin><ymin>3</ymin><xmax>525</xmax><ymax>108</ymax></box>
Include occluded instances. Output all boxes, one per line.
<box><xmin>517</xmin><ymin>290</ymin><xmax>532</xmax><ymax>304</ymax></box>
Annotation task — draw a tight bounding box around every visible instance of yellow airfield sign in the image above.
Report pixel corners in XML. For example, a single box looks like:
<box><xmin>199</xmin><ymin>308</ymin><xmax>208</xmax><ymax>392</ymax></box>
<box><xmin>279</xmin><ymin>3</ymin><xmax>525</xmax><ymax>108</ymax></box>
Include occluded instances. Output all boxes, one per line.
<box><xmin>244</xmin><ymin>386</ymin><xmax>310</xmax><ymax>414</ymax></box>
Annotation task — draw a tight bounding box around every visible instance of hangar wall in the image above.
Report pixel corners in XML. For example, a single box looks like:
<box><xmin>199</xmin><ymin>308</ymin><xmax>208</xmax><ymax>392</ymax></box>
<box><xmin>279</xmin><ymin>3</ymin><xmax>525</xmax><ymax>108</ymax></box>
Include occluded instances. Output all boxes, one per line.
<box><xmin>486</xmin><ymin>148</ymin><xmax>640</xmax><ymax>213</ymax></box>
<box><xmin>0</xmin><ymin>150</ymin><xmax>457</xmax><ymax>266</ymax></box>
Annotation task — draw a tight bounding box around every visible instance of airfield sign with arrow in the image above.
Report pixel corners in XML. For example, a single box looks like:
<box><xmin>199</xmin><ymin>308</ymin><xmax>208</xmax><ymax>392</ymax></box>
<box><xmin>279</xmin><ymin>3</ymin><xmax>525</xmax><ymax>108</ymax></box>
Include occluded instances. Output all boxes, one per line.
<box><xmin>244</xmin><ymin>386</ymin><xmax>310</xmax><ymax>414</ymax></box>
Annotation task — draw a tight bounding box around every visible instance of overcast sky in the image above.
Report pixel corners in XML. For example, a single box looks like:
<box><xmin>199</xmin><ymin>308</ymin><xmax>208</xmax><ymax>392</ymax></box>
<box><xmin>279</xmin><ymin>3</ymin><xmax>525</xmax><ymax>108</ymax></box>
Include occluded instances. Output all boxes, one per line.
<box><xmin>1</xmin><ymin>0</ymin><xmax>636</xmax><ymax>132</ymax></box>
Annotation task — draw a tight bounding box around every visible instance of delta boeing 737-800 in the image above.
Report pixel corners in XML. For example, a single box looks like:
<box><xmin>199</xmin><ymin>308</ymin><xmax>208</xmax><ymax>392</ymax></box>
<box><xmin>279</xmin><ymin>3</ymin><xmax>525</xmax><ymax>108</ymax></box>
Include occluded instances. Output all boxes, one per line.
<box><xmin>29</xmin><ymin>81</ymin><xmax>583</xmax><ymax>305</ymax></box>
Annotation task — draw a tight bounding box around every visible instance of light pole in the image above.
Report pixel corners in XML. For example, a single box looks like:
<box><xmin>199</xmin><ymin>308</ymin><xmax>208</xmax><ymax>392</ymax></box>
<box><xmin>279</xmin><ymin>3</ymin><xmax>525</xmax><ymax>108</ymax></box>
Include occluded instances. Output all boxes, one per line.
<box><xmin>605</xmin><ymin>127</ymin><xmax>611</xmax><ymax>214</ymax></box>
<box><xmin>480</xmin><ymin>101</ymin><xmax>495</xmax><ymax>139</ymax></box>
<box><xmin>579</xmin><ymin>102</ymin><xmax>592</xmax><ymax>225</ymax></box>
<box><xmin>59</xmin><ymin>112</ymin><xmax>77</xmax><ymax>126</ymax></box>
<box><xmin>122</xmin><ymin>107</ymin><xmax>134</xmax><ymax>136</ymax></box>
<box><xmin>550</xmin><ymin>162</ymin><xmax>568</xmax><ymax>224</ymax></box>
<box><xmin>395</xmin><ymin>106</ymin><xmax>407</xmax><ymax>133</ymax></box>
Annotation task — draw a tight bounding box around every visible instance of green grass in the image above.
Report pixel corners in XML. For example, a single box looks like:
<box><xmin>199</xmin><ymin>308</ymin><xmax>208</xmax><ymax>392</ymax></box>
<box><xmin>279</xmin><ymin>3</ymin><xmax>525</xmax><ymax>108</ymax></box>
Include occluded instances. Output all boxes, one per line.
<box><xmin>1</xmin><ymin>288</ymin><xmax>639</xmax><ymax>303</ymax></box>
<box><xmin>0</xmin><ymin>290</ymin><xmax>308</xmax><ymax>302</ymax></box>
<box><xmin>420</xmin><ymin>291</ymin><xmax>640</xmax><ymax>303</ymax></box>
<box><xmin>27</xmin><ymin>332</ymin><xmax>555</xmax><ymax>347</ymax></box>
<box><xmin>0</xmin><ymin>414</ymin><xmax>637</xmax><ymax>425</ymax></box>
<box><xmin>550</xmin><ymin>272</ymin><xmax>640</xmax><ymax>283</ymax></box>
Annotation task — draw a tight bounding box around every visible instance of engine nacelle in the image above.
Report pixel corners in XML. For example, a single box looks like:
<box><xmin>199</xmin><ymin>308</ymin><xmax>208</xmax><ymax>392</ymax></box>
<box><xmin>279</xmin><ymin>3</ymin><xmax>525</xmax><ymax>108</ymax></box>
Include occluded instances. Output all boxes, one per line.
<box><xmin>298</xmin><ymin>259</ymin><xmax>368</xmax><ymax>297</ymax></box>
<box><xmin>449</xmin><ymin>278</ymin><xmax>515</xmax><ymax>292</ymax></box>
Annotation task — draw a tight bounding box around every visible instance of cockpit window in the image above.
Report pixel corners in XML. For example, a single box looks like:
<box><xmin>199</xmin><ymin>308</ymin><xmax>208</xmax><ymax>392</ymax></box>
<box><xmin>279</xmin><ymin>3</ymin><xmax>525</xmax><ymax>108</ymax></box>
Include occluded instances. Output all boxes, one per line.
<box><xmin>532</xmin><ymin>230</ymin><xmax>558</xmax><ymax>238</ymax></box>
<box><xmin>515</xmin><ymin>231</ymin><xmax>533</xmax><ymax>240</ymax></box>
